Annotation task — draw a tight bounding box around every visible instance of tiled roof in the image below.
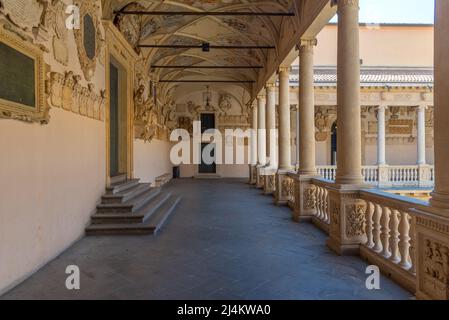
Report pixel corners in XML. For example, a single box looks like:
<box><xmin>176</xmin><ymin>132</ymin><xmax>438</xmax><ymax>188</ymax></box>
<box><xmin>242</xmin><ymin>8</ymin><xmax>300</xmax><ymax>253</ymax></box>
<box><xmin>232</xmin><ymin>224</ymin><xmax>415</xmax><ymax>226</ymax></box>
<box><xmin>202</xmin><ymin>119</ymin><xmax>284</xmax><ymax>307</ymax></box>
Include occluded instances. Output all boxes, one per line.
<box><xmin>289</xmin><ymin>67</ymin><xmax>434</xmax><ymax>87</ymax></box>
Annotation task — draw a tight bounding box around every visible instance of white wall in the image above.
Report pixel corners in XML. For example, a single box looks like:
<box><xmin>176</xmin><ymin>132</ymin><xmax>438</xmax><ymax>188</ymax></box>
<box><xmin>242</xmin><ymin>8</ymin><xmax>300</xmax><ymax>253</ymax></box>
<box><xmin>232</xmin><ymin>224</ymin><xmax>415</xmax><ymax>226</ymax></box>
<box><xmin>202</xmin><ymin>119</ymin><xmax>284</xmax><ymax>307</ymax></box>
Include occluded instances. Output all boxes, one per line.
<box><xmin>134</xmin><ymin>139</ymin><xmax>174</xmax><ymax>184</ymax></box>
<box><xmin>0</xmin><ymin>109</ymin><xmax>106</xmax><ymax>293</ymax></box>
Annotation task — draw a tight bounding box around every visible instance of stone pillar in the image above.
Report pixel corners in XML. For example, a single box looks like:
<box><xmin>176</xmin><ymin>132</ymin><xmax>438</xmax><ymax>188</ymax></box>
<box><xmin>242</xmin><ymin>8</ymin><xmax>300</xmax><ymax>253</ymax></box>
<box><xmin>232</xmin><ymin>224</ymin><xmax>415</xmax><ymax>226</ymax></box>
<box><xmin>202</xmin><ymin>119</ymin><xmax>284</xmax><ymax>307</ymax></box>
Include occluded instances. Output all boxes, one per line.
<box><xmin>277</xmin><ymin>66</ymin><xmax>292</xmax><ymax>171</ymax></box>
<box><xmin>263</xmin><ymin>83</ymin><xmax>277</xmax><ymax>195</ymax></box>
<box><xmin>412</xmin><ymin>0</ymin><xmax>449</xmax><ymax>300</ymax></box>
<box><xmin>326</xmin><ymin>0</ymin><xmax>366</xmax><ymax>255</ymax></box>
<box><xmin>249</xmin><ymin>102</ymin><xmax>258</xmax><ymax>184</ymax></box>
<box><xmin>293</xmin><ymin>39</ymin><xmax>321</xmax><ymax>222</ymax></box>
<box><xmin>256</xmin><ymin>94</ymin><xmax>266</xmax><ymax>188</ymax></box>
<box><xmin>416</xmin><ymin>104</ymin><xmax>427</xmax><ymax>165</ymax></box>
<box><xmin>295</xmin><ymin>105</ymin><xmax>300</xmax><ymax>168</ymax></box>
<box><xmin>377</xmin><ymin>105</ymin><xmax>387</xmax><ymax>166</ymax></box>
<box><xmin>334</xmin><ymin>0</ymin><xmax>364</xmax><ymax>186</ymax></box>
<box><xmin>298</xmin><ymin>39</ymin><xmax>317</xmax><ymax>176</ymax></box>
<box><xmin>275</xmin><ymin>66</ymin><xmax>294</xmax><ymax>205</ymax></box>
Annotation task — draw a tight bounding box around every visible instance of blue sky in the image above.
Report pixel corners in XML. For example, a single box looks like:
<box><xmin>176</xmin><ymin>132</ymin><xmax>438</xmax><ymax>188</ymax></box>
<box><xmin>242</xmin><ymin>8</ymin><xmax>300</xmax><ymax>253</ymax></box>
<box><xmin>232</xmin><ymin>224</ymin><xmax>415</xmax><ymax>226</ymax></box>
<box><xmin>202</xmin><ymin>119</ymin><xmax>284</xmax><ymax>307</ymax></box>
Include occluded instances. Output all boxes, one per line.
<box><xmin>330</xmin><ymin>0</ymin><xmax>435</xmax><ymax>24</ymax></box>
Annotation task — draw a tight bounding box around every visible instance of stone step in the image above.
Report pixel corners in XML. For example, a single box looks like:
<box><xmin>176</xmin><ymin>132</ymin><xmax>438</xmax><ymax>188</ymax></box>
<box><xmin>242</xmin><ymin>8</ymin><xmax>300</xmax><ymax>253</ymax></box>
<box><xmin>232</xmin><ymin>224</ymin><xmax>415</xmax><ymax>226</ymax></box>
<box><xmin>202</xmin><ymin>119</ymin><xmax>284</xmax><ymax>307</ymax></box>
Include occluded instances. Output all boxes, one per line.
<box><xmin>106</xmin><ymin>178</ymin><xmax>140</xmax><ymax>195</ymax></box>
<box><xmin>110</xmin><ymin>174</ymin><xmax>127</xmax><ymax>185</ymax></box>
<box><xmin>86</xmin><ymin>195</ymin><xmax>181</xmax><ymax>236</ymax></box>
<box><xmin>101</xmin><ymin>183</ymin><xmax>151</xmax><ymax>204</ymax></box>
<box><xmin>91</xmin><ymin>192</ymin><xmax>171</xmax><ymax>224</ymax></box>
<box><xmin>96</xmin><ymin>187</ymin><xmax>161</xmax><ymax>214</ymax></box>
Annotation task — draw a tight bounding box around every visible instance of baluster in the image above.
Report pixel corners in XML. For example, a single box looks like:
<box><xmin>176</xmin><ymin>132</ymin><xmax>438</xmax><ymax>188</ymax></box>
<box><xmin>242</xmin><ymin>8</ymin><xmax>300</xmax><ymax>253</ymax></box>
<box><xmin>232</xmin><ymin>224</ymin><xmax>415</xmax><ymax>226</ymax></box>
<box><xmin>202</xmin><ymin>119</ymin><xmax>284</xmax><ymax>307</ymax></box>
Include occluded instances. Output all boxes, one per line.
<box><xmin>324</xmin><ymin>190</ymin><xmax>329</xmax><ymax>223</ymax></box>
<box><xmin>316</xmin><ymin>187</ymin><xmax>322</xmax><ymax>219</ymax></box>
<box><xmin>380</xmin><ymin>206</ymin><xmax>391</xmax><ymax>258</ymax></box>
<box><xmin>398</xmin><ymin>211</ymin><xmax>411</xmax><ymax>269</ymax></box>
<box><xmin>365</xmin><ymin>202</ymin><xmax>375</xmax><ymax>248</ymax></box>
<box><xmin>409</xmin><ymin>215</ymin><xmax>416</xmax><ymax>274</ymax></box>
<box><xmin>389</xmin><ymin>209</ymin><xmax>400</xmax><ymax>263</ymax></box>
<box><xmin>373</xmin><ymin>204</ymin><xmax>383</xmax><ymax>253</ymax></box>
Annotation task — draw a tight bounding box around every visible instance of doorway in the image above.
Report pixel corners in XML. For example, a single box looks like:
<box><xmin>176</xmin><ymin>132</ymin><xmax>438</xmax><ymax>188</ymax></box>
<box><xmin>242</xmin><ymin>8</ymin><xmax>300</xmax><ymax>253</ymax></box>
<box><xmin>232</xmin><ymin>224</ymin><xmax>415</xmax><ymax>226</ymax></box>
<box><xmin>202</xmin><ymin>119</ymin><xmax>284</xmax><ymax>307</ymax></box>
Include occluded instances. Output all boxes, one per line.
<box><xmin>199</xmin><ymin>113</ymin><xmax>217</xmax><ymax>174</ymax></box>
<box><xmin>109</xmin><ymin>63</ymin><xmax>119</xmax><ymax>177</ymax></box>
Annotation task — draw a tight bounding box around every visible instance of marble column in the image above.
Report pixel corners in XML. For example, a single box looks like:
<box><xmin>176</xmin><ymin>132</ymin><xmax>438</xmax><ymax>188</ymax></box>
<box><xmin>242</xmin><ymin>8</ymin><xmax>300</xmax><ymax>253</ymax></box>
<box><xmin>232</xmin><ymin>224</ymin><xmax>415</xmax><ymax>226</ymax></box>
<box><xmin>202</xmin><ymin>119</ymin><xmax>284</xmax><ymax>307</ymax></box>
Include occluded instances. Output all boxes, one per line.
<box><xmin>416</xmin><ymin>104</ymin><xmax>427</xmax><ymax>165</ymax></box>
<box><xmin>257</xmin><ymin>94</ymin><xmax>266</xmax><ymax>167</ymax></box>
<box><xmin>278</xmin><ymin>66</ymin><xmax>292</xmax><ymax>171</ymax></box>
<box><xmin>266</xmin><ymin>83</ymin><xmax>277</xmax><ymax>168</ymax></box>
<box><xmin>431</xmin><ymin>0</ymin><xmax>449</xmax><ymax>210</ymax></box>
<box><xmin>377</xmin><ymin>105</ymin><xmax>387</xmax><ymax>165</ymax></box>
<box><xmin>298</xmin><ymin>39</ymin><xmax>317</xmax><ymax>175</ymax></box>
<box><xmin>335</xmin><ymin>0</ymin><xmax>364</xmax><ymax>185</ymax></box>
<box><xmin>295</xmin><ymin>106</ymin><xmax>300</xmax><ymax>168</ymax></box>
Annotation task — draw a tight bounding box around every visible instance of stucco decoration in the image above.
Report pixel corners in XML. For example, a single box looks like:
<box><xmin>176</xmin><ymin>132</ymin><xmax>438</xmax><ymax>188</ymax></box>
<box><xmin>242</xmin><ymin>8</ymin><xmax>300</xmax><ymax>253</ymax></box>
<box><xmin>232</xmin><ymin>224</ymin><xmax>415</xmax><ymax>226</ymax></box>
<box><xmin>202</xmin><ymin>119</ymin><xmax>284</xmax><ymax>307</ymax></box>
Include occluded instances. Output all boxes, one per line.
<box><xmin>134</xmin><ymin>84</ymin><xmax>158</xmax><ymax>142</ymax></box>
<box><xmin>46</xmin><ymin>71</ymin><xmax>106</xmax><ymax>121</ymax></box>
<box><xmin>113</xmin><ymin>2</ymin><xmax>144</xmax><ymax>53</ymax></box>
<box><xmin>73</xmin><ymin>0</ymin><xmax>103</xmax><ymax>81</ymax></box>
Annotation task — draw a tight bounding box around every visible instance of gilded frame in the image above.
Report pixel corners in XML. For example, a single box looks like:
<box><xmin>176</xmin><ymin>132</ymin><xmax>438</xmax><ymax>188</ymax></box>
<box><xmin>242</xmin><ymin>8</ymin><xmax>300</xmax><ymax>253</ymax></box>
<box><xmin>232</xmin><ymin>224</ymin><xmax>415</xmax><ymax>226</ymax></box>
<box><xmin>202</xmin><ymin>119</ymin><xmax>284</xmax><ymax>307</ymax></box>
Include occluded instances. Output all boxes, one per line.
<box><xmin>0</xmin><ymin>26</ymin><xmax>49</xmax><ymax>124</ymax></box>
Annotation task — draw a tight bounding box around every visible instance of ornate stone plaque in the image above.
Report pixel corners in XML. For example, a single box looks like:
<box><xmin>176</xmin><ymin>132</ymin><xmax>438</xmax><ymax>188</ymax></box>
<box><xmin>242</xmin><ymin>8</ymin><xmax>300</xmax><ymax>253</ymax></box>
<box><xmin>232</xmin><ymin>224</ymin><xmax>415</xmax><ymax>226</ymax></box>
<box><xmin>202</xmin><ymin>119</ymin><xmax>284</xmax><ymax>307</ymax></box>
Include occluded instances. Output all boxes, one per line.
<box><xmin>73</xmin><ymin>0</ymin><xmax>103</xmax><ymax>81</ymax></box>
<box><xmin>0</xmin><ymin>0</ymin><xmax>43</xmax><ymax>31</ymax></box>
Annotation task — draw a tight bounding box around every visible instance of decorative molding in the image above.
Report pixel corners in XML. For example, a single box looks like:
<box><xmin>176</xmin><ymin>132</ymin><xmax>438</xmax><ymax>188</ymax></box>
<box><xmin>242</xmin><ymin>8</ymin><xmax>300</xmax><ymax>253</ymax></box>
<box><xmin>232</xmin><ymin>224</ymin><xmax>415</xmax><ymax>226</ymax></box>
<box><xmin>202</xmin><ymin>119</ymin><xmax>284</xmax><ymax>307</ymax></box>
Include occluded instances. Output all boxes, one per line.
<box><xmin>303</xmin><ymin>184</ymin><xmax>317</xmax><ymax>210</ymax></box>
<box><xmin>346</xmin><ymin>204</ymin><xmax>367</xmax><ymax>237</ymax></box>
<box><xmin>46</xmin><ymin>71</ymin><xmax>105</xmax><ymax>121</ymax></box>
<box><xmin>73</xmin><ymin>0</ymin><xmax>103</xmax><ymax>81</ymax></box>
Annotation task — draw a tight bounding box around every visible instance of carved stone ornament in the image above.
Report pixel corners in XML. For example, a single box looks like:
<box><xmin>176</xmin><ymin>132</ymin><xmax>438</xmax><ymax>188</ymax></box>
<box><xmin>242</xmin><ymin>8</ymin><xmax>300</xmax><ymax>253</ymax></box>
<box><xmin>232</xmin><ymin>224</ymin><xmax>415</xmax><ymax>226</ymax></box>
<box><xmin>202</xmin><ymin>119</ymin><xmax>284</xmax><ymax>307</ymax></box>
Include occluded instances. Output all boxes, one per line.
<box><xmin>46</xmin><ymin>71</ymin><xmax>106</xmax><ymax>121</ymax></box>
<box><xmin>0</xmin><ymin>0</ymin><xmax>44</xmax><ymax>33</ymax></box>
<box><xmin>421</xmin><ymin>237</ymin><xmax>449</xmax><ymax>299</ymax></box>
<box><xmin>281</xmin><ymin>177</ymin><xmax>294</xmax><ymax>200</ymax></box>
<box><xmin>304</xmin><ymin>185</ymin><xmax>317</xmax><ymax>210</ymax></box>
<box><xmin>134</xmin><ymin>84</ymin><xmax>159</xmax><ymax>142</ymax></box>
<box><xmin>0</xmin><ymin>25</ymin><xmax>50</xmax><ymax>124</ymax></box>
<box><xmin>268</xmin><ymin>174</ymin><xmax>275</xmax><ymax>191</ymax></box>
<box><xmin>73</xmin><ymin>0</ymin><xmax>103</xmax><ymax>81</ymax></box>
<box><xmin>114</xmin><ymin>2</ymin><xmax>144</xmax><ymax>53</ymax></box>
<box><xmin>346</xmin><ymin>204</ymin><xmax>367</xmax><ymax>237</ymax></box>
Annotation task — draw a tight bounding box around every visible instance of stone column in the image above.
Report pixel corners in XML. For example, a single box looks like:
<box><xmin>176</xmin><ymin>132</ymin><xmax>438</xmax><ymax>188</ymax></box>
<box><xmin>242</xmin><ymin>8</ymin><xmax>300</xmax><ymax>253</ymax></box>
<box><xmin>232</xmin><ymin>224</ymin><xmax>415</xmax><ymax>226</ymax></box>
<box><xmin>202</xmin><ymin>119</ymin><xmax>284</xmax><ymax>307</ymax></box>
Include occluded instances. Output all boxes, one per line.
<box><xmin>430</xmin><ymin>0</ymin><xmax>449</xmax><ymax>210</ymax></box>
<box><xmin>326</xmin><ymin>0</ymin><xmax>366</xmax><ymax>255</ymax></box>
<box><xmin>416</xmin><ymin>104</ymin><xmax>427</xmax><ymax>165</ymax></box>
<box><xmin>293</xmin><ymin>39</ymin><xmax>321</xmax><ymax>222</ymax></box>
<box><xmin>409</xmin><ymin>0</ymin><xmax>449</xmax><ymax>300</ymax></box>
<box><xmin>334</xmin><ymin>0</ymin><xmax>364</xmax><ymax>186</ymax></box>
<box><xmin>295</xmin><ymin>106</ymin><xmax>300</xmax><ymax>168</ymax></box>
<box><xmin>263</xmin><ymin>83</ymin><xmax>277</xmax><ymax>194</ymax></box>
<box><xmin>256</xmin><ymin>94</ymin><xmax>266</xmax><ymax>188</ymax></box>
<box><xmin>249</xmin><ymin>102</ymin><xmax>258</xmax><ymax>184</ymax></box>
<box><xmin>377</xmin><ymin>105</ymin><xmax>387</xmax><ymax>165</ymax></box>
<box><xmin>278</xmin><ymin>66</ymin><xmax>292</xmax><ymax>171</ymax></box>
<box><xmin>274</xmin><ymin>66</ymin><xmax>294</xmax><ymax>205</ymax></box>
<box><xmin>377</xmin><ymin>105</ymin><xmax>389</xmax><ymax>188</ymax></box>
<box><xmin>298</xmin><ymin>39</ymin><xmax>317</xmax><ymax>176</ymax></box>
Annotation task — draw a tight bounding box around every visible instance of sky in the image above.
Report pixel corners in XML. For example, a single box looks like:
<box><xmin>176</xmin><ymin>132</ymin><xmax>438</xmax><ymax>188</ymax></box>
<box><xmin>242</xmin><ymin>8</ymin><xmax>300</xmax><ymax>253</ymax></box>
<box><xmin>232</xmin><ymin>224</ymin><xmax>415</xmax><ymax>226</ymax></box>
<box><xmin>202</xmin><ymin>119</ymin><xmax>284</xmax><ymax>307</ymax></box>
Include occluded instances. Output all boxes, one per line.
<box><xmin>330</xmin><ymin>0</ymin><xmax>435</xmax><ymax>24</ymax></box>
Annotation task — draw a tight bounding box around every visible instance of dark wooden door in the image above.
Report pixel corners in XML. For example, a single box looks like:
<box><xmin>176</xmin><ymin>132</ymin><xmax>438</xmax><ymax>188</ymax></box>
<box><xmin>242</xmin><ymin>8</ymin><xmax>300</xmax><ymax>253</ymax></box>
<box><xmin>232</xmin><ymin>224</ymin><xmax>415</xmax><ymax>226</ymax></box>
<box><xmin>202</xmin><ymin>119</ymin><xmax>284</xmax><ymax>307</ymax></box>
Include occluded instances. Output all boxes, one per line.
<box><xmin>199</xmin><ymin>143</ymin><xmax>216</xmax><ymax>173</ymax></box>
<box><xmin>200</xmin><ymin>113</ymin><xmax>215</xmax><ymax>133</ymax></box>
<box><xmin>109</xmin><ymin>63</ymin><xmax>120</xmax><ymax>177</ymax></box>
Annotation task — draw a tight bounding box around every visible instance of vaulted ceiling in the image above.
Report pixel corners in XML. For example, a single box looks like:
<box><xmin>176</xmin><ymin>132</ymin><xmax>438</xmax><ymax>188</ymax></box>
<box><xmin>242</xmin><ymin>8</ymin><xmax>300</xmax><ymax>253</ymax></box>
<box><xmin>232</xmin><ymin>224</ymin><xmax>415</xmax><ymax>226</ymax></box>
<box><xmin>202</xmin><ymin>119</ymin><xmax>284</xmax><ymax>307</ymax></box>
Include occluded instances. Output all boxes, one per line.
<box><xmin>102</xmin><ymin>0</ymin><xmax>333</xmax><ymax>98</ymax></box>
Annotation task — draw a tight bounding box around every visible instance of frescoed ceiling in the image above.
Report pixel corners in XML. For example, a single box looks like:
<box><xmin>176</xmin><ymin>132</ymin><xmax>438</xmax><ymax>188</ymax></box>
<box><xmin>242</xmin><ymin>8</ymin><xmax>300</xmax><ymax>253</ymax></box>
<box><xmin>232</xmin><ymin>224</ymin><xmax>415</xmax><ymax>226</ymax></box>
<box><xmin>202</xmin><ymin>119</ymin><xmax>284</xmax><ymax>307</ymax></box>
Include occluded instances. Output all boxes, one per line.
<box><xmin>102</xmin><ymin>0</ymin><xmax>333</xmax><ymax>98</ymax></box>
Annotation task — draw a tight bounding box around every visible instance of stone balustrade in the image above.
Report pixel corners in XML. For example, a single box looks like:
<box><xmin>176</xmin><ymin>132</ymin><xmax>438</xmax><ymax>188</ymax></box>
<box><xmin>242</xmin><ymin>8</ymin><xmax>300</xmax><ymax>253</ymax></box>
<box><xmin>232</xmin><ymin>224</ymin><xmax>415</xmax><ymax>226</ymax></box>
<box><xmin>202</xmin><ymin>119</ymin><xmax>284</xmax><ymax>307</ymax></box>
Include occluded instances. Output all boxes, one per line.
<box><xmin>358</xmin><ymin>190</ymin><xmax>425</xmax><ymax>292</ymax></box>
<box><xmin>316</xmin><ymin>164</ymin><xmax>434</xmax><ymax>187</ymax></box>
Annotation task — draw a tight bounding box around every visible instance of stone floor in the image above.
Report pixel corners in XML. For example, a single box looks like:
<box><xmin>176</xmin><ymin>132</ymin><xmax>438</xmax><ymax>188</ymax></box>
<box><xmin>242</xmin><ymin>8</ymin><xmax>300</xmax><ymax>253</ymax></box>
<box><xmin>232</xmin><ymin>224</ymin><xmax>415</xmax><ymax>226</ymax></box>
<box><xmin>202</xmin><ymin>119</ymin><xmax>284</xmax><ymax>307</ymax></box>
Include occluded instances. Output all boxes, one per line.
<box><xmin>2</xmin><ymin>178</ymin><xmax>412</xmax><ymax>300</ymax></box>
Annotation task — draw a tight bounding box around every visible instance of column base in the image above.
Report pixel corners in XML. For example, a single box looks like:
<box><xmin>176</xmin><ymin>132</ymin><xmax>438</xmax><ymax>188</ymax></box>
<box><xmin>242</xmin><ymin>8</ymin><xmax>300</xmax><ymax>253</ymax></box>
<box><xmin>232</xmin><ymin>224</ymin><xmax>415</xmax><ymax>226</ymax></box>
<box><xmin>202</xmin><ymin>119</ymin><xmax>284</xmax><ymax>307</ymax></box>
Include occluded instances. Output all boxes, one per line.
<box><xmin>326</xmin><ymin>183</ymin><xmax>368</xmax><ymax>256</ymax></box>
<box><xmin>411</xmin><ymin>204</ymin><xmax>449</xmax><ymax>300</ymax></box>
<box><xmin>418</xmin><ymin>164</ymin><xmax>434</xmax><ymax>188</ymax></box>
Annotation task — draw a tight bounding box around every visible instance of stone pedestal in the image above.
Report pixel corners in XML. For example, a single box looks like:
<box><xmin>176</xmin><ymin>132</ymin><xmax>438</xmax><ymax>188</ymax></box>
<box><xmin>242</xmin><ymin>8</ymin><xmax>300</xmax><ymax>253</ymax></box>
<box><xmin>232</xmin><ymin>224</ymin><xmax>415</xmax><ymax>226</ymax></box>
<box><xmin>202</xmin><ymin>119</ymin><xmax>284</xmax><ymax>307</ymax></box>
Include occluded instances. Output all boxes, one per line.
<box><xmin>263</xmin><ymin>169</ymin><xmax>276</xmax><ymax>195</ymax></box>
<box><xmin>293</xmin><ymin>175</ymin><xmax>320</xmax><ymax>222</ymax></box>
<box><xmin>274</xmin><ymin>170</ymin><xmax>295</xmax><ymax>205</ymax></box>
<box><xmin>377</xmin><ymin>164</ymin><xmax>390</xmax><ymax>188</ymax></box>
<box><xmin>256</xmin><ymin>166</ymin><xmax>265</xmax><ymax>189</ymax></box>
<box><xmin>412</xmin><ymin>205</ymin><xmax>449</xmax><ymax>300</ymax></box>
<box><xmin>418</xmin><ymin>164</ymin><xmax>433</xmax><ymax>188</ymax></box>
<box><xmin>326</xmin><ymin>184</ymin><xmax>368</xmax><ymax>255</ymax></box>
<box><xmin>249</xmin><ymin>165</ymin><xmax>257</xmax><ymax>185</ymax></box>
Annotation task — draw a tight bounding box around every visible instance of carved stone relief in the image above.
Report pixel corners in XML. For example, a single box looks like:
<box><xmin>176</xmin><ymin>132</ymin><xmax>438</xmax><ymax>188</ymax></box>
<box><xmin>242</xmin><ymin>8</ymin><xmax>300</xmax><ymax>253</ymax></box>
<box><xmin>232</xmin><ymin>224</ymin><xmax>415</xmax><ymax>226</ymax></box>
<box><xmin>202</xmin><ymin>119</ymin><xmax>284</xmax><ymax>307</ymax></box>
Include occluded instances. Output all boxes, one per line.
<box><xmin>303</xmin><ymin>185</ymin><xmax>317</xmax><ymax>210</ymax></box>
<box><xmin>346</xmin><ymin>204</ymin><xmax>367</xmax><ymax>238</ymax></box>
<box><xmin>46</xmin><ymin>71</ymin><xmax>105</xmax><ymax>121</ymax></box>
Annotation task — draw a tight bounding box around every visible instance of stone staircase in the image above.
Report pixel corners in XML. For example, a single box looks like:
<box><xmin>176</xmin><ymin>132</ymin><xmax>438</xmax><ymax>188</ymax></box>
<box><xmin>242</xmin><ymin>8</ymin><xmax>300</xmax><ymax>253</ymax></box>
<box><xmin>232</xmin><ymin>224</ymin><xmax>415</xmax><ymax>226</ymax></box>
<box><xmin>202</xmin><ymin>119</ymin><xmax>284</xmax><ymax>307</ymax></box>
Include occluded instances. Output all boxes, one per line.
<box><xmin>85</xmin><ymin>175</ymin><xmax>181</xmax><ymax>236</ymax></box>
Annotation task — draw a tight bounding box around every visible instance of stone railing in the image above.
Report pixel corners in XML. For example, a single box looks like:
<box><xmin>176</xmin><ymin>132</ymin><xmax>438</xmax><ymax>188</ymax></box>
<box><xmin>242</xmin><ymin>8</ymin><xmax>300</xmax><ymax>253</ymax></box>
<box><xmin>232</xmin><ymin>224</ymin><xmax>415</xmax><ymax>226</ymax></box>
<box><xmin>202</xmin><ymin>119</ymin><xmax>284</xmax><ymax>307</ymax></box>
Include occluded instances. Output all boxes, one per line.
<box><xmin>316</xmin><ymin>165</ymin><xmax>434</xmax><ymax>187</ymax></box>
<box><xmin>358</xmin><ymin>190</ymin><xmax>426</xmax><ymax>293</ymax></box>
<box><xmin>284</xmin><ymin>174</ymin><xmax>296</xmax><ymax>210</ymax></box>
<box><xmin>304</xmin><ymin>178</ymin><xmax>333</xmax><ymax>233</ymax></box>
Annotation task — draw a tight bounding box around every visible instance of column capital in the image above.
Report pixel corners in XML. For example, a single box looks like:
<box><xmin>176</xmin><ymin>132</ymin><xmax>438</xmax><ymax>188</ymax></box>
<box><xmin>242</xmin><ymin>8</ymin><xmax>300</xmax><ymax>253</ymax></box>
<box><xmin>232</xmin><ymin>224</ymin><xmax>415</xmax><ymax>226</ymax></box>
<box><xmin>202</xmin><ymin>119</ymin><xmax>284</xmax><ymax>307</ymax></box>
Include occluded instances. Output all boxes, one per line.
<box><xmin>257</xmin><ymin>93</ymin><xmax>266</xmax><ymax>100</ymax></box>
<box><xmin>297</xmin><ymin>38</ymin><xmax>317</xmax><ymax>52</ymax></box>
<box><xmin>265</xmin><ymin>82</ymin><xmax>276</xmax><ymax>89</ymax></box>
<box><xmin>376</xmin><ymin>105</ymin><xmax>388</xmax><ymax>112</ymax></box>
<box><xmin>278</xmin><ymin>66</ymin><xmax>291</xmax><ymax>74</ymax></box>
<box><xmin>332</xmin><ymin>0</ymin><xmax>360</xmax><ymax>9</ymax></box>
